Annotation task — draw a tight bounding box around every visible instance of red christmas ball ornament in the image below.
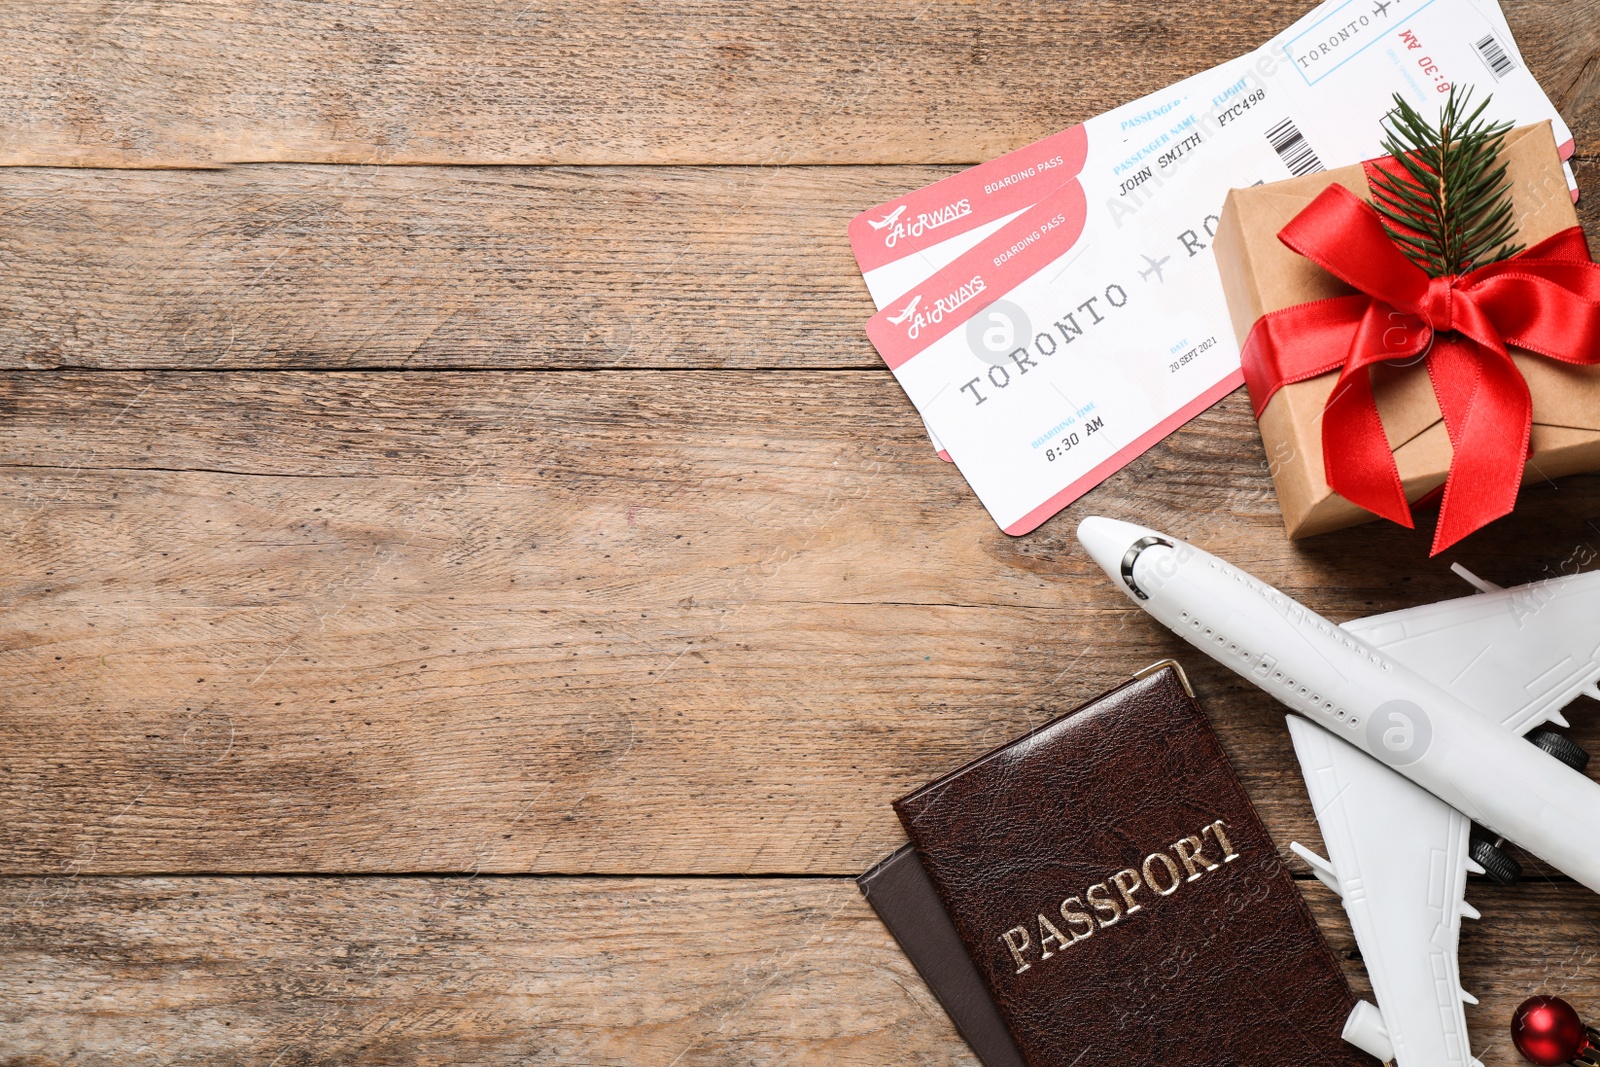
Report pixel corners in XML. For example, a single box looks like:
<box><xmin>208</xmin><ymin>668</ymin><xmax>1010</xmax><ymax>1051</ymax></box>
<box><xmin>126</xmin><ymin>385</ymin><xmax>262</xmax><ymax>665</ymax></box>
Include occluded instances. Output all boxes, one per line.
<box><xmin>1512</xmin><ymin>996</ymin><xmax>1599</xmax><ymax>1066</ymax></box>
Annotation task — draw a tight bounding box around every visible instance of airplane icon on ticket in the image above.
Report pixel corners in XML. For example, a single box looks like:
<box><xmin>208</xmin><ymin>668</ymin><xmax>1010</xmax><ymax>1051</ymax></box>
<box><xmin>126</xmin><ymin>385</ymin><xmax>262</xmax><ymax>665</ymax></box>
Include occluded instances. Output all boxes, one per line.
<box><xmin>867</xmin><ymin>205</ymin><xmax>908</xmax><ymax>232</ymax></box>
<box><xmin>1138</xmin><ymin>254</ymin><xmax>1171</xmax><ymax>283</ymax></box>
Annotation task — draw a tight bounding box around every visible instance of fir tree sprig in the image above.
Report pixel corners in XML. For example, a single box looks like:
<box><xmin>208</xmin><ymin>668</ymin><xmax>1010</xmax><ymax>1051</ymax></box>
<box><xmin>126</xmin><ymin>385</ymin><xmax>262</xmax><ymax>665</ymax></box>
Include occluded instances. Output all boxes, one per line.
<box><xmin>1369</xmin><ymin>87</ymin><xmax>1523</xmax><ymax>278</ymax></box>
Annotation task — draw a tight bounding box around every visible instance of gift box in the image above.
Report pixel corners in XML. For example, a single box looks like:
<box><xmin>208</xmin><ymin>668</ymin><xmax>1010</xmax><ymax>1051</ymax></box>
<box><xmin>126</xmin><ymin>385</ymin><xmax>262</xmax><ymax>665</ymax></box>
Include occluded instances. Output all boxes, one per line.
<box><xmin>1214</xmin><ymin>122</ymin><xmax>1599</xmax><ymax>546</ymax></box>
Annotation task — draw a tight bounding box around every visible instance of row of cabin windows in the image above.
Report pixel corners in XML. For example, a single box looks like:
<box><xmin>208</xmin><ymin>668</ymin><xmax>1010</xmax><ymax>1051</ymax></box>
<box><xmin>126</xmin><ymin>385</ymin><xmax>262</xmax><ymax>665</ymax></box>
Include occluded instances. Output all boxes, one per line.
<box><xmin>1178</xmin><ymin>608</ymin><xmax>1362</xmax><ymax>731</ymax></box>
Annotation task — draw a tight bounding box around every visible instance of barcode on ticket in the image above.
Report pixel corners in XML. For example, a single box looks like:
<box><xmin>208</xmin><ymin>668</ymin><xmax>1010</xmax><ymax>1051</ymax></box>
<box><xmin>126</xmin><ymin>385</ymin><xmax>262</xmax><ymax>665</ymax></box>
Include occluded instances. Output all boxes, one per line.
<box><xmin>1475</xmin><ymin>34</ymin><xmax>1515</xmax><ymax>79</ymax></box>
<box><xmin>1265</xmin><ymin>118</ymin><xmax>1326</xmax><ymax>178</ymax></box>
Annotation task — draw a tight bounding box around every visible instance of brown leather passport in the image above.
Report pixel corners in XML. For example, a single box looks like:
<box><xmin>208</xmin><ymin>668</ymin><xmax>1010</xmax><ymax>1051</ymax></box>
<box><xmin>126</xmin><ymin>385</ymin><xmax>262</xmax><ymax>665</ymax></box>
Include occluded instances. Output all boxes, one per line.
<box><xmin>858</xmin><ymin>845</ymin><xmax>1028</xmax><ymax>1067</ymax></box>
<box><xmin>893</xmin><ymin>664</ymin><xmax>1374</xmax><ymax>1067</ymax></box>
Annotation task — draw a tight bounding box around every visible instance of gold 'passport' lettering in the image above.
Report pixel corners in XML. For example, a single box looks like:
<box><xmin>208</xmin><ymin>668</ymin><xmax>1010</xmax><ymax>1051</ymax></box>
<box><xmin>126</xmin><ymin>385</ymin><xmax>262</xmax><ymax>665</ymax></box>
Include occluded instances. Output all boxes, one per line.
<box><xmin>996</xmin><ymin>818</ymin><xmax>1242</xmax><ymax>976</ymax></box>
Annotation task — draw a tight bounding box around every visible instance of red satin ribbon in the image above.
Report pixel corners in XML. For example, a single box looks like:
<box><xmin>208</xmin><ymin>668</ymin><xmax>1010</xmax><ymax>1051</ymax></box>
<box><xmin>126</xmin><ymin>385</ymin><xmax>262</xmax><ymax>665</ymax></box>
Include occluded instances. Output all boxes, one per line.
<box><xmin>1241</xmin><ymin>182</ymin><xmax>1600</xmax><ymax>553</ymax></box>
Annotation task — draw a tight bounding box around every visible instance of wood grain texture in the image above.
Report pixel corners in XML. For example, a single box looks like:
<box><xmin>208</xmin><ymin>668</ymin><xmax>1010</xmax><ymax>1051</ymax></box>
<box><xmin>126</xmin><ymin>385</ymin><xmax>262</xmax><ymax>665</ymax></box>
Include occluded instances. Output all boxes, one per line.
<box><xmin>9</xmin><ymin>0</ymin><xmax>1594</xmax><ymax>167</ymax></box>
<box><xmin>4</xmin><ymin>0</ymin><xmax>1598</xmax><ymax>170</ymax></box>
<box><xmin>0</xmin><ymin>164</ymin><xmax>913</xmax><ymax>371</ymax></box>
<box><xmin>4</xmin><ymin>370</ymin><xmax>1599</xmax><ymax>874</ymax></box>
<box><xmin>0</xmin><ymin>876</ymin><xmax>955</xmax><ymax>1066</ymax></box>
<box><xmin>2</xmin><ymin>159</ymin><xmax>1596</xmax><ymax>372</ymax></box>
<box><xmin>1</xmin><ymin>875</ymin><xmax>1596</xmax><ymax>1066</ymax></box>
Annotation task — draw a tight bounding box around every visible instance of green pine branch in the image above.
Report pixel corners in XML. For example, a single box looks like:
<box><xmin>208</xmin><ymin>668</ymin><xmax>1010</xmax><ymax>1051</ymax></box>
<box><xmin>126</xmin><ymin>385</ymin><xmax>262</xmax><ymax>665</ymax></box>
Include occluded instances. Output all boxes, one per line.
<box><xmin>1369</xmin><ymin>87</ymin><xmax>1523</xmax><ymax>278</ymax></box>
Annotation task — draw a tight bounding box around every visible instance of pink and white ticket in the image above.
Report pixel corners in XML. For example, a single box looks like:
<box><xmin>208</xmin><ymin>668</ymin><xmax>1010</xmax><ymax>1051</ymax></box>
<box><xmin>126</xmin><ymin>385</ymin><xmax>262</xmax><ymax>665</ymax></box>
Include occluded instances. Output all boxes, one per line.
<box><xmin>866</xmin><ymin>141</ymin><xmax>1279</xmax><ymax>534</ymax></box>
<box><xmin>848</xmin><ymin>58</ymin><xmax>1255</xmax><ymax>309</ymax></box>
<box><xmin>850</xmin><ymin>59</ymin><xmax>1255</xmax><ymax>458</ymax></box>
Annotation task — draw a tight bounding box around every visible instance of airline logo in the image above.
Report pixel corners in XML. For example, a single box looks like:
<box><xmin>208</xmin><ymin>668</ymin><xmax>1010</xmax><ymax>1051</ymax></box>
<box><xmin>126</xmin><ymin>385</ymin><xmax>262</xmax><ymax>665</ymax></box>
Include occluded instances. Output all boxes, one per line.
<box><xmin>865</xmin><ymin>205</ymin><xmax>905</xmax><ymax>232</ymax></box>
<box><xmin>885</xmin><ymin>295</ymin><xmax>921</xmax><ymax>325</ymax></box>
<box><xmin>869</xmin><ymin>198</ymin><xmax>974</xmax><ymax>249</ymax></box>
<box><xmin>893</xmin><ymin>275</ymin><xmax>986</xmax><ymax>340</ymax></box>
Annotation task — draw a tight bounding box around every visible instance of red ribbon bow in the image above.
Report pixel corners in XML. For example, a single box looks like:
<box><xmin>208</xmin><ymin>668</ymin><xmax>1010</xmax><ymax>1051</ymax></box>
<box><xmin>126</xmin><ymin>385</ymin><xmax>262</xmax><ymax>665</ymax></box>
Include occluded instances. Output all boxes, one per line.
<box><xmin>1241</xmin><ymin>181</ymin><xmax>1600</xmax><ymax>553</ymax></box>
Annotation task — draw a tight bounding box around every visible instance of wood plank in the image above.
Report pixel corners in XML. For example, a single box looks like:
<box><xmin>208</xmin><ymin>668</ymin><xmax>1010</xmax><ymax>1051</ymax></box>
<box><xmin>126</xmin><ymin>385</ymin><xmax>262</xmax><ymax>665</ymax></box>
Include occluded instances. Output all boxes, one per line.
<box><xmin>0</xmin><ymin>875</ymin><xmax>1596</xmax><ymax>1066</ymax></box>
<box><xmin>0</xmin><ymin>164</ymin><xmax>908</xmax><ymax>371</ymax></box>
<box><xmin>0</xmin><ymin>876</ymin><xmax>972</xmax><ymax>1066</ymax></box>
<box><xmin>3</xmin><ymin>159</ymin><xmax>1596</xmax><ymax>372</ymax></box>
<box><xmin>5</xmin><ymin>370</ymin><xmax>1600</xmax><ymax>874</ymax></box>
<box><xmin>9</xmin><ymin>0</ymin><xmax>1596</xmax><ymax>167</ymax></box>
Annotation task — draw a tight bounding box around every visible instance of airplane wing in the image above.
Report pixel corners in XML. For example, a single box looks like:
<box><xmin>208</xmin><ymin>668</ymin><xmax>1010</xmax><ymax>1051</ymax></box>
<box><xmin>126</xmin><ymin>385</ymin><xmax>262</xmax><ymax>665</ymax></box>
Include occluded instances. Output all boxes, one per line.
<box><xmin>1286</xmin><ymin>715</ymin><xmax>1484</xmax><ymax>1067</ymax></box>
<box><xmin>1340</xmin><ymin>569</ymin><xmax>1600</xmax><ymax>735</ymax></box>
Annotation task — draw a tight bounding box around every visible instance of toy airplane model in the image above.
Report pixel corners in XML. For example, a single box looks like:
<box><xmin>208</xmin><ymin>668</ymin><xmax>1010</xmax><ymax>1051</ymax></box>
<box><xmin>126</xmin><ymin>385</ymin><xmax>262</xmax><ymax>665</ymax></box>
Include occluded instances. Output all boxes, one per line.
<box><xmin>1076</xmin><ymin>516</ymin><xmax>1600</xmax><ymax>1067</ymax></box>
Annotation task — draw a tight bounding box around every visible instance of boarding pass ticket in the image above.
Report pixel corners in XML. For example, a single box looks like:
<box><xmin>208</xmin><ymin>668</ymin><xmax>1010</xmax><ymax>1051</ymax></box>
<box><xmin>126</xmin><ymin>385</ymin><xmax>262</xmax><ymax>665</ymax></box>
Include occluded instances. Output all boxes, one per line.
<box><xmin>863</xmin><ymin>0</ymin><xmax>1575</xmax><ymax>535</ymax></box>
<box><xmin>849</xmin><ymin>55</ymin><xmax>1253</xmax><ymax>308</ymax></box>
<box><xmin>852</xmin><ymin>0</ymin><xmax>1576</xmax><ymax>460</ymax></box>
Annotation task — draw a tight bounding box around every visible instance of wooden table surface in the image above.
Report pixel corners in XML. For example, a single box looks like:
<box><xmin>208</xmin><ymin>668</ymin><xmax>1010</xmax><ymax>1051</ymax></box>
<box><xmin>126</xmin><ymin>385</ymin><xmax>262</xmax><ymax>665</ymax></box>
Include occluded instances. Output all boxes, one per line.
<box><xmin>2</xmin><ymin>2</ymin><xmax>1598</xmax><ymax>1063</ymax></box>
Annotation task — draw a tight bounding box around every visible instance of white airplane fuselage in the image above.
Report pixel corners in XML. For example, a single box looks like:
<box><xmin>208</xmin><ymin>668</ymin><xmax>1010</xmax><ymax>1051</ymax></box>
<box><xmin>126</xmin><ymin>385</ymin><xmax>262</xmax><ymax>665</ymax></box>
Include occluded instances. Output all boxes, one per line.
<box><xmin>1078</xmin><ymin>517</ymin><xmax>1600</xmax><ymax>894</ymax></box>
